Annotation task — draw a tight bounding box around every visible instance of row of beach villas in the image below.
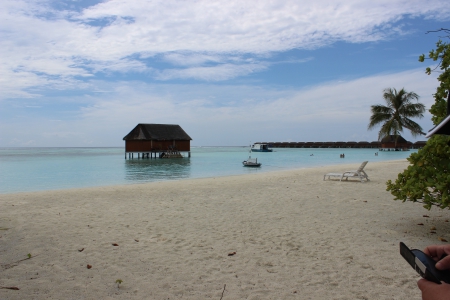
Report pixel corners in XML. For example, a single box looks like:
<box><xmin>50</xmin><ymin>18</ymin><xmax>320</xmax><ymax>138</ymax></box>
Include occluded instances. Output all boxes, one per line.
<box><xmin>255</xmin><ymin>139</ymin><xmax>426</xmax><ymax>149</ymax></box>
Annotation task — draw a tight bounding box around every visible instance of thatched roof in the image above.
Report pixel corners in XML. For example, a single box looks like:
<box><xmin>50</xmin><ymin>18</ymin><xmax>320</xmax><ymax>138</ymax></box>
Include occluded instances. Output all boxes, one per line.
<box><xmin>123</xmin><ymin>124</ymin><xmax>192</xmax><ymax>141</ymax></box>
<box><xmin>380</xmin><ymin>135</ymin><xmax>408</xmax><ymax>143</ymax></box>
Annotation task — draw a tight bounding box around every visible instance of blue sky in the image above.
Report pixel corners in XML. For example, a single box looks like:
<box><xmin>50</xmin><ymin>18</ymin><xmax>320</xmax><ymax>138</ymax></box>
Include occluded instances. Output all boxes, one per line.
<box><xmin>1</xmin><ymin>0</ymin><xmax>449</xmax><ymax>147</ymax></box>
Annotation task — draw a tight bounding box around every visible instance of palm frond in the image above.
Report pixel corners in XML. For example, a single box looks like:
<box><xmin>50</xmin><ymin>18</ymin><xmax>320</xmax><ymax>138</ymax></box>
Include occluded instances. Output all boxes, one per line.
<box><xmin>399</xmin><ymin>102</ymin><xmax>426</xmax><ymax>118</ymax></box>
<box><xmin>368</xmin><ymin>105</ymin><xmax>393</xmax><ymax>130</ymax></box>
<box><xmin>401</xmin><ymin>118</ymin><xmax>425</xmax><ymax>136</ymax></box>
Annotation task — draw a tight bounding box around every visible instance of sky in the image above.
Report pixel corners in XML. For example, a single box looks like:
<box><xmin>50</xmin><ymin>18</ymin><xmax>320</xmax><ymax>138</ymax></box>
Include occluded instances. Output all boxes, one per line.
<box><xmin>1</xmin><ymin>0</ymin><xmax>450</xmax><ymax>147</ymax></box>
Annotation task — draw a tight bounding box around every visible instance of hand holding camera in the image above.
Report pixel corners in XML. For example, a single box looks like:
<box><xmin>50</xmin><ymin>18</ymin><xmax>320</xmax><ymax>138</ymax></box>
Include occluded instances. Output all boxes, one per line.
<box><xmin>400</xmin><ymin>243</ymin><xmax>450</xmax><ymax>300</ymax></box>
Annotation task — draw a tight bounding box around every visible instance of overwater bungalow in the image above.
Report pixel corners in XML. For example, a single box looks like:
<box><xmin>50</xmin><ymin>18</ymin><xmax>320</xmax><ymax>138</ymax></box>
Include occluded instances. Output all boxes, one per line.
<box><xmin>380</xmin><ymin>135</ymin><xmax>409</xmax><ymax>151</ymax></box>
<box><xmin>123</xmin><ymin>123</ymin><xmax>192</xmax><ymax>159</ymax></box>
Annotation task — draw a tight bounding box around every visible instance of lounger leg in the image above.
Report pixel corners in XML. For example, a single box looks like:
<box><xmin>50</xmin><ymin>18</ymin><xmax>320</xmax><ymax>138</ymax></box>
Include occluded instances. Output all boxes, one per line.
<box><xmin>362</xmin><ymin>171</ymin><xmax>369</xmax><ymax>181</ymax></box>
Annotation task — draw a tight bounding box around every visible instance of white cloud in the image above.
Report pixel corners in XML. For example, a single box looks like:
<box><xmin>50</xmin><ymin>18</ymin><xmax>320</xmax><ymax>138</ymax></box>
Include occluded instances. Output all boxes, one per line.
<box><xmin>1</xmin><ymin>0</ymin><xmax>449</xmax><ymax>97</ymax></box>
<box><xmin>76</xmin><ymin>0</ymin><xmax>450</xmax><ymax>52</ymax></box>
<box><xmin>89</xmin><ymin>59</ymin><xmax>148</xmax><ymax>73</ymax></box>
<box><xmin>162</xmin><ymin>53</ymin><xmax>229</xmax><ymax>67</ymax></box>
<box><xmin>155</xmin><ymin>63</ymin><xmax>268</xmax><ymax>81</ymax></box>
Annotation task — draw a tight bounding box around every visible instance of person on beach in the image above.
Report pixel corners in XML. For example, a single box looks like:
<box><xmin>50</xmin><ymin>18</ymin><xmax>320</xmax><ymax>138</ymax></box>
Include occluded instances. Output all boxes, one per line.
<box><xmin>417</xmin><ymin>244</ymin><xmax>450</xmax><ymax>300</ymax></box>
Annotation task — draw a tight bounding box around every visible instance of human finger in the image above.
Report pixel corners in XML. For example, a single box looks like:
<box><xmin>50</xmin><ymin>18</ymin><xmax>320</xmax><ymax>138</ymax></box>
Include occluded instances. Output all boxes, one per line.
<box><xmin>417</xmin><ymin>278</ymin><xmax>435</xmax><ymax>292</ymax></box>
<box><xmin>424</xmin><ymin>245</ymin><xmax>450</xmax><ymax>261</ymax></box>
<box><xmin>424</xmin><ymin>245</ymin><xmax>444</xmax><ymax>257</ymax></box>
<box><xmin>436</xmin><ymin>255</ymin><xmax>450</xmax><ymax>270</ymax></box>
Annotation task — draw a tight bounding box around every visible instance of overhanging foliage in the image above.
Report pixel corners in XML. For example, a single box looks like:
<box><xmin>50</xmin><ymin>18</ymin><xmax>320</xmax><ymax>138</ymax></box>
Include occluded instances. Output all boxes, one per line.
<box><xmin>386</xmin><ymin>29</ymin><xmax>450</xmax><ymax>210</ymax></box>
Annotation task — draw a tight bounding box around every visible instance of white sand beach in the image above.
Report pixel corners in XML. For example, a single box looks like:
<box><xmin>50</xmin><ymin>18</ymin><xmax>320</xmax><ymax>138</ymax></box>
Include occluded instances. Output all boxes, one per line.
<box><xmin>1</xmin><ymin>160</ymin><xmax>449</xmax><ymax>299</ymax></box>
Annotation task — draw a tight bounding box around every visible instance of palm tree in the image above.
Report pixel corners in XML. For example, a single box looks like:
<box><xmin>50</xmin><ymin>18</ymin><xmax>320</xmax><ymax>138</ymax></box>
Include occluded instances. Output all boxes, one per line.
<box><xmin>368</xmin><ymin>88</ymin><xmax>426</xmax><ymax>145</ymax></box>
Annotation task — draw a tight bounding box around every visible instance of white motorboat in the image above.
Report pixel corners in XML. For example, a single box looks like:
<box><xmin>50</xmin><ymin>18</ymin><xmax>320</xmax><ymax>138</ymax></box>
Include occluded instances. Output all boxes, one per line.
<box><xmin>251</xmin><ymin>143</ymin><xmax>273</xmax><ymax>152</ymax></box>
<box><xmin>243</xmin><ymin>150</ymin><xmax>261</xmax><ymax>167</ymax></box>
<box><xmin>242</xmin><ymin>157</ymin><xmax>261</xmax><ymax>167</ymax></box>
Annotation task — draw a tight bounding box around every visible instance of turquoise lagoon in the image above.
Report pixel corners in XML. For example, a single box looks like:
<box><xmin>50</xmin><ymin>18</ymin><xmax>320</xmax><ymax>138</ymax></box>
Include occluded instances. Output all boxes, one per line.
<box><xmin>0</xmin><ymin>147</ymin><xmax>416</xmax><ymax>194</ymax></box>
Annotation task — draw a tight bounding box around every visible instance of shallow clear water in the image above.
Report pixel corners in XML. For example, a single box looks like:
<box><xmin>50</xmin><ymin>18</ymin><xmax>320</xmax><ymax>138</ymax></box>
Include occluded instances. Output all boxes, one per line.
<box><xmin>0</xmin><ymin>147</ymin><xmax>416</xmax><ymax>194</ymax></box>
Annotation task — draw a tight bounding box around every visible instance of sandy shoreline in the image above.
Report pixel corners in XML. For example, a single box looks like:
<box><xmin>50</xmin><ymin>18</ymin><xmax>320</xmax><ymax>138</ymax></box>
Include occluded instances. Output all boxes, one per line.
<box><xmin>1</xmin><ymin>160</ymin><xmax>449</xmax><ymax>299</ymax></box>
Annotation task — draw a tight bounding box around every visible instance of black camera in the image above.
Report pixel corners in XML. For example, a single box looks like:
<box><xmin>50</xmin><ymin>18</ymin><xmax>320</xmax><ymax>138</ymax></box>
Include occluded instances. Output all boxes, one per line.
<box><xmin>400</xmin><ymin>242</ymin><xmax>450</xmax><ymax>284</ymax></box>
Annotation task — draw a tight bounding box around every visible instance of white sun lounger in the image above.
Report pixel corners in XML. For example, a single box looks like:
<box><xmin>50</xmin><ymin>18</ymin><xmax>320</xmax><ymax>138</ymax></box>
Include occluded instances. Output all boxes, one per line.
<box><xmin>323</xmin><ymin>161</ymin><xmax>370</xmax><ymax>182</ymax></box>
